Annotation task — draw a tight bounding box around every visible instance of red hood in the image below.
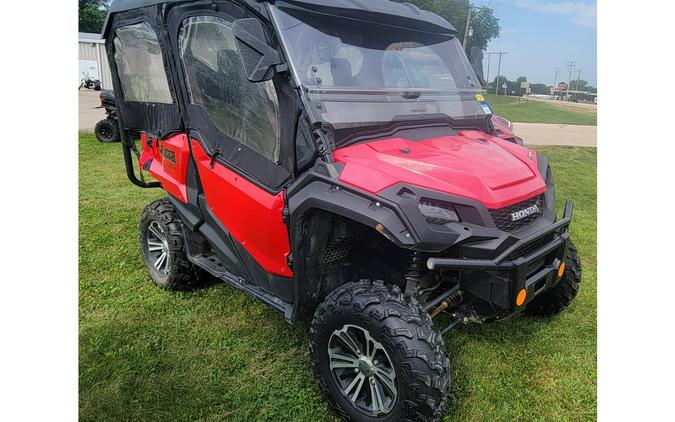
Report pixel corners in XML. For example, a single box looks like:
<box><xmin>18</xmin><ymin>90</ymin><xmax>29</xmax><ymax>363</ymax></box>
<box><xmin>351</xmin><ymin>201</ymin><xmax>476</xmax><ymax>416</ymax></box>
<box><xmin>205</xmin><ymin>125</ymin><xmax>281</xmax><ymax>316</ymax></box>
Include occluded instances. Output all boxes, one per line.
<box><xmin>333</xmin><ymin>130</ymin><xmax>546</xmax><ymax>209</ymax></box>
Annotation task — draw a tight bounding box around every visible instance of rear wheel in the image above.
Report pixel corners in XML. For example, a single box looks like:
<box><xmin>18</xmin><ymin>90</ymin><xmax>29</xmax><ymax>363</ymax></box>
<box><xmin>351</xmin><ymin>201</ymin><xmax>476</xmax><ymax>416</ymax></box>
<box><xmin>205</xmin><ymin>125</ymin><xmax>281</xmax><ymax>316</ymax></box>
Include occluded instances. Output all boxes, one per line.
<box><xmin>310</xmin><ymin>280</ymin><xmax>450</xmax><ymax>421</ymax></box>
<box><xmin>524</xmin><ymin>241</ymin><xmax>581</xmax><ymax>316</ymax></box>
<box><xmin>139</xmin><ymin>199</ymin><xmax>205</xmax><ymax>291</ymax></box>
<box><xmin>94</xmin><ymin>118</ymin><xmax>120</xmax><ymax>143</ymax></box>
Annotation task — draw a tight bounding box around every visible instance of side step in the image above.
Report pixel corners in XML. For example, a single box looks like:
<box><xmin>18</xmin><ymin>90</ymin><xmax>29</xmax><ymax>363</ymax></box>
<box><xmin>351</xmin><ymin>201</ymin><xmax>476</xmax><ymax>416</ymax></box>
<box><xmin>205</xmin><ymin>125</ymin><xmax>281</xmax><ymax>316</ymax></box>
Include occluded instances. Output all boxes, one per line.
<box><xmin>188</xmin><ymin>252</ymin><xmax>294</xmax><ymax>320</ymax></box>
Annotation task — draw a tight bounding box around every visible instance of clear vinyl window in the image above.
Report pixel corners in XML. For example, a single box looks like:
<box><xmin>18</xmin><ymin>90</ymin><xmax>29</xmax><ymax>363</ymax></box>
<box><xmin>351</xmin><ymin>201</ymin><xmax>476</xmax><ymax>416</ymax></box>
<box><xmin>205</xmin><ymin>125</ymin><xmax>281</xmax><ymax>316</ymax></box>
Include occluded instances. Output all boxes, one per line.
<box><xmin>178</xmin><ymin>16</ymin><xmax>281</xmax><ymax>163</ymax></box>
<box><xmin>383</xmin><ymin>42</ymin><xmax>457</xmax><ymax>89</ymax></box>
<box><xmin>113</xmin><ymin>22</ymin><xmax>173</xmax><ymax>104</ymax></box>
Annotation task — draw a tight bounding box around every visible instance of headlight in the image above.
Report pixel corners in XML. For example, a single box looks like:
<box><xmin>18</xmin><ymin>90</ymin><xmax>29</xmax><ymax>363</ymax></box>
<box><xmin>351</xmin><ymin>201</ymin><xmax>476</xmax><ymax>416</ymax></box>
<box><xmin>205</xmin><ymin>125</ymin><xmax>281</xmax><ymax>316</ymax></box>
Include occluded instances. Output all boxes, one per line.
<box><xmin>418</xmin><ymin>199</ymin><xmax>459</xmax><ymax>225</ymax></box>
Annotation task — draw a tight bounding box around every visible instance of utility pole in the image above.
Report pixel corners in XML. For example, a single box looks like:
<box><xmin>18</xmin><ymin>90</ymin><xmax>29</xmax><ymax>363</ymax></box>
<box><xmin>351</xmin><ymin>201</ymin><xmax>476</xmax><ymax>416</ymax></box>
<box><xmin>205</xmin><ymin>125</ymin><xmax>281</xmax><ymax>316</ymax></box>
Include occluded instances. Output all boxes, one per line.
<box><xmin>485</xmin><ymin>52</ymin><xmax>500</xmax><ymax>92</ymax></box>
<box><xmin>462</xmin><ymin>5</ymin><xmax>490</xmax><ymax>51</ymax></box>
<box><xmin>462</xmin><ymin>7</ymin><xmax>473</xmax><ymax>50</ymax></box>
<box><xmin>575</xmin><ymin>69</ymin><xmax>582</xmax><ymax>91</ymax></box>
<box><xmin>491</xmin><ymin>51</ymin><xmax>508</xmax><ymax>95</ymax></box>
<box><xmin>486</xmin><ymin>53</ymin><xmax>491</xmax><ymax>89</ymax></box>
<box><xmin>565</xmin><ymin>61</ymin><xmax>576</xmax><ymax>96</ymax></box>
<box><xmin>552</xmin><ymin>67</ymin><xmax>560</xmax><ymax>95</ymax></box>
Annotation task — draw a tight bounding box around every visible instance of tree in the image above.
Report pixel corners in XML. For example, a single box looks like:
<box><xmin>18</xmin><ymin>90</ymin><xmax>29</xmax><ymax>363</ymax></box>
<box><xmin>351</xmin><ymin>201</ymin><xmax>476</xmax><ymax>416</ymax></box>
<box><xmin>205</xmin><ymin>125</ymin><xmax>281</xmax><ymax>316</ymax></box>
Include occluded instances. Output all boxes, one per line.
<box><xmin>569</xmin><ymin>79</ymin><xmax>589</xmax><ymax>91</ymax></box>
<box><xmin>79</xmin><ymin>0</ymin><xmax>110</xmax><ymax>34</ymax></box>
<box><xmin>397</xmin><ymin>0</ymin><xmax>501</xmax><ymax>50</ymax></box>
<box><xmin>530</xmin><ymin>83</ymin><xmax>550</xmax><ymax>95</ymax></box>
<box><xmin>492</xmin><ymin>75</ymin><xmax>509</xmax><ymax>86</ymax></box>
<box><xmin>506</xmin><ymin>80</ymin><xmax>521</xmax><ymax>96</ymax></box>
<box><xmin>492</xmin><ymin>75</ymin><xmax>510</xmax><ymax>94</ymax></box>
<box><xmin>466</xmin><ymin>6</ymin><xmax>501</xmax><ymax>51</ymax></box>
<box><xmin>492</xmin><ymin>76</ymin><xmax>541</xmax><ymax>96</ymax></box>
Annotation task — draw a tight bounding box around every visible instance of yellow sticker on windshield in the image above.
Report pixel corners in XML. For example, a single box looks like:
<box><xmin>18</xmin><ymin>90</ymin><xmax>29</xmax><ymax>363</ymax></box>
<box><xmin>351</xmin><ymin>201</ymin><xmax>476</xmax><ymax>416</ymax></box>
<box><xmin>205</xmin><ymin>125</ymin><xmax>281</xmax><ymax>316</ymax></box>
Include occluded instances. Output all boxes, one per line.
<box><xmin>475</xmin><ymin>94</ymin><xmax>485</xmax><ymax>102</ymax></box>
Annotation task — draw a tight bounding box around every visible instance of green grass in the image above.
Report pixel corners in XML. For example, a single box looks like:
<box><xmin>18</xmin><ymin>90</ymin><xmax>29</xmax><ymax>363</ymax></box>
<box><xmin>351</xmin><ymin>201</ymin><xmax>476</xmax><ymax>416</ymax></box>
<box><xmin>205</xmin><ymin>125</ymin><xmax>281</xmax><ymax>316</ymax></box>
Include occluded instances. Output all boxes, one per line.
<box><xmin>486</xmin><ymin>94</ymin><xmax>597</xmax><ymax>126</ymax></box>
<box><xmin>79</xmin><ymin>133</ymin><xmax>596</xmax><ymax>421</ymax></box>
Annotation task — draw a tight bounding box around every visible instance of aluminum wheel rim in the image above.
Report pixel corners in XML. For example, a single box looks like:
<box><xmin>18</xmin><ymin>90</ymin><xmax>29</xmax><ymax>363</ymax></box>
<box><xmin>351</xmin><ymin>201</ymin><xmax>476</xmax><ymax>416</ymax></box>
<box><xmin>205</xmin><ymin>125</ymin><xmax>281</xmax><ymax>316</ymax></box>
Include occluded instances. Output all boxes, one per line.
<box><xmin>146</xmin><ymin>221</ymin><xmax>170</xmax><ymax>277</ymax></box>
<box><xmin>328</xmin><ymin>324</ymin><xmax>397</xmax><ymax>416</ymax></box>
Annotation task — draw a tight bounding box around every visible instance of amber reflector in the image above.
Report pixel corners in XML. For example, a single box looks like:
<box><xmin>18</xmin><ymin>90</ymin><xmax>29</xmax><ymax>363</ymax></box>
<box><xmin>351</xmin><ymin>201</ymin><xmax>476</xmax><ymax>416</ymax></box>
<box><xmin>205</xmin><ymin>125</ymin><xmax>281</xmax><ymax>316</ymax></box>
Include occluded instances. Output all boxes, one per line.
<box><xmin>516</xmin><ymin>289</ymin><xmax>527</xmax><ymax>306</ymax></box>
<box><xmin>557</xmin><ymin>262</ymin><xmax>566</xmax><ymax>279</ymax></box>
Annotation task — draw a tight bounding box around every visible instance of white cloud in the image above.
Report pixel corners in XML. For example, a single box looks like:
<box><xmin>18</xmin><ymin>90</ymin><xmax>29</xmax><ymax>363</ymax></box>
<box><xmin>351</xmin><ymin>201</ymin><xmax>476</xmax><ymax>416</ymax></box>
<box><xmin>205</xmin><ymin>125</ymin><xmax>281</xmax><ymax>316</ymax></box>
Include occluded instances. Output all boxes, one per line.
<box><xmin>512</xmin><ymin>0</ymin><xmax>597</xmax><ymax>28</ymax></box>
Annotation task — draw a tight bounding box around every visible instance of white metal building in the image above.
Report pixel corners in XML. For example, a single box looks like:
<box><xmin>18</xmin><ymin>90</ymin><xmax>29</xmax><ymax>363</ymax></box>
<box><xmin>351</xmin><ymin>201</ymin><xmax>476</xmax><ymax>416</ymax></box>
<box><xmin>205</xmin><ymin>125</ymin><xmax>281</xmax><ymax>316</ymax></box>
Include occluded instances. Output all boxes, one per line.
<box><xmin>78</xmin><ymin>32</ymin><xmax>113</xmax><ymax>90</ymax></box>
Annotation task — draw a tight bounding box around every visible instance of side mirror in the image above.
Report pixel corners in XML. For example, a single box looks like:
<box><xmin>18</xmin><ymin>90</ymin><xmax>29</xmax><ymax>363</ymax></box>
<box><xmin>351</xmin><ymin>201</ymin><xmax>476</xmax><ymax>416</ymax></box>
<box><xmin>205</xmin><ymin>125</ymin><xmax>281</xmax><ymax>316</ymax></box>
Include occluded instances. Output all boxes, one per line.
<box><xmin>233</xmin><ymin>18</ymin><xmax>282</xmax><ymax>82</ymax></box>
<box><xmin>468</xmin><ymin>46</ymin><xmax>486</xmax><ymax>86</ymax></box>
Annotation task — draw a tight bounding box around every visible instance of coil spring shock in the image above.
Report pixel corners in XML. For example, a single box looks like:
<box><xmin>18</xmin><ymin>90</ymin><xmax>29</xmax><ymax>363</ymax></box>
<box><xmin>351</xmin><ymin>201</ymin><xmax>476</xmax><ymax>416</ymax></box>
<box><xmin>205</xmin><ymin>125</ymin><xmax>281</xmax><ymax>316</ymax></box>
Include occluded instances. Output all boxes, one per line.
<box><xmin>404</xmin><ymin>251</ymin><xmax>427</xmax><ymax>296</ymax></box>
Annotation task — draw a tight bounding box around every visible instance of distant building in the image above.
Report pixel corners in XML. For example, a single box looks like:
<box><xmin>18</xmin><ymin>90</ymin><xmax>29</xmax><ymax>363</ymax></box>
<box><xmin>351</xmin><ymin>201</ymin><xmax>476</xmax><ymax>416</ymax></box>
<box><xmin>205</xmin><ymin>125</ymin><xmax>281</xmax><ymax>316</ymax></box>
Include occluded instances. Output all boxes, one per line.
<box><xmin>550</xmin><ymin>81</ymin><xmax>597</xmax><ymax>103</ymax></box>
<box><xmin>79</xmin><ymin>32</ymin><xmax>113</xmax><ymax>89</ymax></box>
<box><xmin>551</xmin><ymin>82</ymin><xmax>568</xmax><ymax>94</ymax></box>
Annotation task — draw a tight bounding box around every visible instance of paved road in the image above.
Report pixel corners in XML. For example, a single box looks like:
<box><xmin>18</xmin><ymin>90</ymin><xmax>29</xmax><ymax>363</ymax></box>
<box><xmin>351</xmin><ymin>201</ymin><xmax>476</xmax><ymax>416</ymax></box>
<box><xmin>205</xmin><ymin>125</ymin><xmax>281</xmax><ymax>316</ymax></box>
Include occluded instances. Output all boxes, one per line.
<box><xmin>514</xmin><ymin>122</ymin><xmax>597</xmax><ymax>147</ymax></box>
<box><xmin>79</xmin><ymin>90</ymin><xmax>596</xmax><ymax>147</ymax></box>
<box><xmin>79</xmin><ymin>90</ymin><xmax>105</xmax><ymax>131</ymax></box>
<box><xmin>526</xmin><ymin>95</ymin><xmax>597</xmax><ymax>112</ymax></box>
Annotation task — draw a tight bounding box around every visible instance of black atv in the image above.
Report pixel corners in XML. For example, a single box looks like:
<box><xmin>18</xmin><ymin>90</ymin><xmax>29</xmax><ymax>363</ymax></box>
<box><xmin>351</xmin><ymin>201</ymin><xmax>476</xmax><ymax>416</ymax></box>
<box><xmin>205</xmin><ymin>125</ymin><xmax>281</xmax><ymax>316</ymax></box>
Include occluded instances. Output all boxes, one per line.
<box><xmin>94</xmin><ymin>90</ymin><xmax>120</xmax><ymax>143</ymax></box>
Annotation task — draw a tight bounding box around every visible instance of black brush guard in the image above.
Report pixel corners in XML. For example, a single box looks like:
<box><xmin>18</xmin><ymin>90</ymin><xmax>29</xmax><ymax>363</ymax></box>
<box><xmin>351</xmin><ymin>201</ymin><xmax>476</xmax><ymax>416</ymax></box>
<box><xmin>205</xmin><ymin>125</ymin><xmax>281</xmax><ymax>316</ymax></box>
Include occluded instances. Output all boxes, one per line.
<box><xmin>425</xmin><ymin>199</ymin><xmax>574</xmax><ymax>315</ymax></box>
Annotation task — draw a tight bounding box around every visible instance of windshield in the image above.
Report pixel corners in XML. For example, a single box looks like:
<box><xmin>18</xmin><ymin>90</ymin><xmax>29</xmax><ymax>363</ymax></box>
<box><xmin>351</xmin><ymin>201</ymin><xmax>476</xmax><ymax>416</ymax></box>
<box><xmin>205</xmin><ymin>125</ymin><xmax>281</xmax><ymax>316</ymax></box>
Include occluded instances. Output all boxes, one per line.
<box><xmin>269</xmin><ymin>4</ymin><xmax>488</xmax><ymax>147</ymax></box>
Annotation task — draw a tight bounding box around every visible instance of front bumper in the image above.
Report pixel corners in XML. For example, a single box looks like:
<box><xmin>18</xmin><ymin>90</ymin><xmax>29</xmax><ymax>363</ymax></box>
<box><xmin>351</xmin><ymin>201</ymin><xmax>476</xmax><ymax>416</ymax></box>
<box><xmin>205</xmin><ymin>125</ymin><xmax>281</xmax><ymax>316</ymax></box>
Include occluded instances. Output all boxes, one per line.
<box><xmin>426</xmin><ymin>199</ymin><xmax>574</xmax><ymax>318</ymax></box>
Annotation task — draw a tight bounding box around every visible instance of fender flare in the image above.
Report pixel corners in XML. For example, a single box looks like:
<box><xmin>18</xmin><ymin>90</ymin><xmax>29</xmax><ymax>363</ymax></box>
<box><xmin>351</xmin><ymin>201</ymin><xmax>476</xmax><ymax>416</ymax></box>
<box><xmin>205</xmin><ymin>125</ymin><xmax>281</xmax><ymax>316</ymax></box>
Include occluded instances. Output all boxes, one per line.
<box><xmin>287</xmin><ymin>177</ymin><xmax>418</xmax><ymax>251</ymax></box>
<box><xmin>536</xmin><ymin>153</ymin><xmax>556</xmax><ymax>210</ymax></box>
<box><xmin>286</xmin><ymin>168</ymin><xmax>418</xmax><ymax>321</ymax></box>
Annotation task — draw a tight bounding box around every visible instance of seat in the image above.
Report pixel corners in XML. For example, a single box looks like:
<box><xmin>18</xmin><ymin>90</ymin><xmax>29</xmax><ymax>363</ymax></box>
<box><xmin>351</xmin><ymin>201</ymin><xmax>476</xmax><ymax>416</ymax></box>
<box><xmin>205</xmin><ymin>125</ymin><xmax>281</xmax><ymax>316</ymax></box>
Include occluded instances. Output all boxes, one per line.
<box><xmin>330</xmin><ymin>58</ymin><xmax>353</xmax><ymax>86</ymax></box>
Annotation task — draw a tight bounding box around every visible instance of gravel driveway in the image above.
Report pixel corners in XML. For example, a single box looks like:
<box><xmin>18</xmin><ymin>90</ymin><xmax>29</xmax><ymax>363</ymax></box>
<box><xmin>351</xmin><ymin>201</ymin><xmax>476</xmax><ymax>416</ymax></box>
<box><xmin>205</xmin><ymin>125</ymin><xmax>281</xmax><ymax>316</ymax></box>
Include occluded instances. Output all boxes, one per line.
<box><xmin>79</xmin><ymin>90</ymin><xmax>106</xmax><ymax>131</ymax></box>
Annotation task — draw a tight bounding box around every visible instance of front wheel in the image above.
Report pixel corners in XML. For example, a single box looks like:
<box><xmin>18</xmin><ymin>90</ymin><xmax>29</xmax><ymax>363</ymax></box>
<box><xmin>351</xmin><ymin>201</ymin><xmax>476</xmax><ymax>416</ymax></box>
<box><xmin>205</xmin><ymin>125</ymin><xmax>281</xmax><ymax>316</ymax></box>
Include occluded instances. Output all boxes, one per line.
<box><xmin>310</xmin><ymin>280</ymin><xmax>450</xmax><ymax>421</ymax></box>
<box><xmin>94</xmin><ymin>118</ymin><xmax>120</xmax><ymax>143</ymax></box>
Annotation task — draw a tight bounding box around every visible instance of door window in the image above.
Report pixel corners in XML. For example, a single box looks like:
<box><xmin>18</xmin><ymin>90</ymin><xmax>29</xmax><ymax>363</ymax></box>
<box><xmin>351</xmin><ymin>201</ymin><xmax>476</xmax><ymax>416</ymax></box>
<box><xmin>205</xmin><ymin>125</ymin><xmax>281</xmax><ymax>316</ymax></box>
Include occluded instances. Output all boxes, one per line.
<box><xmin>179</xmin><ymin>16</ymin><xmax>281</xmax><ymax>163</ymax></box>
<box><xmin>113</xmin><ymin>22</ymin><xmax>173</xmax><ymax>103</ymax></box>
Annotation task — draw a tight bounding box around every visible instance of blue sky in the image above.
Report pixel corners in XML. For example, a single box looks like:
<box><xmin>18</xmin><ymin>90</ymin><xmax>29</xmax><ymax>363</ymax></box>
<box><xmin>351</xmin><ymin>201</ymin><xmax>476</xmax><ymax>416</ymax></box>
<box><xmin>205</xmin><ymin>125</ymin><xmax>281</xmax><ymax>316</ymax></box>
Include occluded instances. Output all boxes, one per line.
<box><xmin>474</xmin><ymin>0</ymin><xmax>597</xmax><ymax>87</ymax></box>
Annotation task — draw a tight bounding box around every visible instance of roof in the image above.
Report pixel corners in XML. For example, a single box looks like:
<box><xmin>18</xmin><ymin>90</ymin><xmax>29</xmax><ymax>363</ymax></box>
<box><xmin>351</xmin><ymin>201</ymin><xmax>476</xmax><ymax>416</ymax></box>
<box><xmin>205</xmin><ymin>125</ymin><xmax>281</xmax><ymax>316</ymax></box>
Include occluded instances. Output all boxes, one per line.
<box><xmin>102</xmin><ymin>0</ymin><xmax>185</xmax><ymax>35</ymax></box>
<box><xmin>277</xmin><ymin>0</ymin><xmax>455</xmax><ymax>34</ymax></box>
<box><xmin>103</xmin><ymin>0</ymin><xmax>456</xmax><ymax>36</ymax></box>
<box><xmin>79</xmin><ymin>32</ymin><xmax>102</xmax><ymax>40</ymax></box>
<box><xmin>107</xmin><ymin>0</ymin><xmax>184</xmax><ymax>14</ymax></box>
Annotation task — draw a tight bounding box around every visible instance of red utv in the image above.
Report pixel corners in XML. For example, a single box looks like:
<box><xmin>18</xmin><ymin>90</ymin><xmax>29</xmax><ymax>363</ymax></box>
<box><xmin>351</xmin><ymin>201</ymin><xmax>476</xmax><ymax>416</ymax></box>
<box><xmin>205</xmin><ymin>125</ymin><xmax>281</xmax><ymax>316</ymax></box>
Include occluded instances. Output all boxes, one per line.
<box><xmin>103</xmin><ymin>1</ymin><xmax>581</xmax><ymax>420</ymax></box>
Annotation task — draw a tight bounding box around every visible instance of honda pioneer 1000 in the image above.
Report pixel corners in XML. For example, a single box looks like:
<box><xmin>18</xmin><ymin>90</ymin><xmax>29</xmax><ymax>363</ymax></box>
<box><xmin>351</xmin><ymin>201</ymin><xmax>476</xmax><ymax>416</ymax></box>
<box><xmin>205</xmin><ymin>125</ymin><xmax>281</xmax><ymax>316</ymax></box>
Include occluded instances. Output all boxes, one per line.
<box><xmin>103</xmin><ymin>1</ymin><xmax>581</xmax><ymax>420</ymax></box>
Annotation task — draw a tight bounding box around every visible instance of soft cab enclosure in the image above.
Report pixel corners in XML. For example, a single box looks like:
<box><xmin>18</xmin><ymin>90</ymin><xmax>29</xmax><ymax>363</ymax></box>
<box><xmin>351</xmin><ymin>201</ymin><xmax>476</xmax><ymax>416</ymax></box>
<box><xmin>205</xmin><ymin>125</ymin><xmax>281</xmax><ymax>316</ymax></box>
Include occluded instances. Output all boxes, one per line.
<box><xmin>103</xmin><ymin>0</ymin><xmax>305</xmax><ymax>318</ymax></box>
<box><xmin>102</xmin><ymin>0</ymin><xmax>574</xmax><ymax>323</ymax></box>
